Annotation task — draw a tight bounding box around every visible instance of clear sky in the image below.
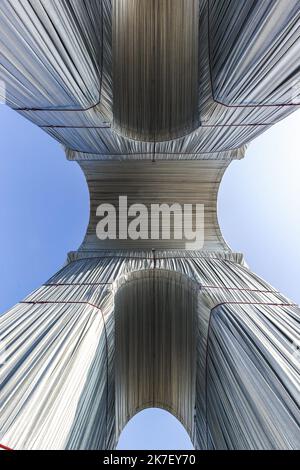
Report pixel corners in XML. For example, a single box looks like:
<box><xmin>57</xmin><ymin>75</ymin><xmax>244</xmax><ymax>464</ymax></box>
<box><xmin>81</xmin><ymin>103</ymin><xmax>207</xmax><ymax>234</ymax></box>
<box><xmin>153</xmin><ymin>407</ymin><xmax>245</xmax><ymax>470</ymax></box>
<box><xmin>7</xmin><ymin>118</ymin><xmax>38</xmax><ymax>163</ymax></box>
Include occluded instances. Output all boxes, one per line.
<box><xmin>0</xmin><ymin>104</ymin><xmax>299</xmax><ymax>449</ymax></box>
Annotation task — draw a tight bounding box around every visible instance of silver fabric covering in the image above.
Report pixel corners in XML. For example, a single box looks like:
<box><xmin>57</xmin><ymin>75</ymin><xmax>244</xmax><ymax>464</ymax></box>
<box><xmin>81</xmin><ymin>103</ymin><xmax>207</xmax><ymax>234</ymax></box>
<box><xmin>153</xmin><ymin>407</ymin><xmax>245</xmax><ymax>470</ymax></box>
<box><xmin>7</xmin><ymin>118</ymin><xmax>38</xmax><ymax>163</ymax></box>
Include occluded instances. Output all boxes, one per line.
<box><xmin>113</xmin><ymin>0</ymin><xmax>199</xmax><ymax>141</ymax></box>
<box><xmin>1</xmin><ymin>0</ymin><xmax>299</xmax><ymax>156</ymax></box>
<box><xmin>0</xmin><ymin>0</ymin><xmax>299</xmax><ymax>450</ymax></box>
<box><xmin>77</xmin><ymin>159</ymin><xmax>236</xmax><ymax>251</ymax></box>
<box><xmin>0</xmin><ymin>252</ymin><xmax>299</xmax><ymax>449</ymax></box>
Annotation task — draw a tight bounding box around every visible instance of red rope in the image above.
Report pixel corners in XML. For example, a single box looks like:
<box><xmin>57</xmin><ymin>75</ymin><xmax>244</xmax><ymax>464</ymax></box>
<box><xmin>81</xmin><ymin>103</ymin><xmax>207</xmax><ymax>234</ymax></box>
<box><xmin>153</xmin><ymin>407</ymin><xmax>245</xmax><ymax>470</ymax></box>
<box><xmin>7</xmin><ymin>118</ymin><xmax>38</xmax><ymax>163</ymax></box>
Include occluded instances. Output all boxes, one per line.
<box><xmin>0</xmin><ymin>443</ymin><xmax>12</xmax><ymax>450</ymax></box>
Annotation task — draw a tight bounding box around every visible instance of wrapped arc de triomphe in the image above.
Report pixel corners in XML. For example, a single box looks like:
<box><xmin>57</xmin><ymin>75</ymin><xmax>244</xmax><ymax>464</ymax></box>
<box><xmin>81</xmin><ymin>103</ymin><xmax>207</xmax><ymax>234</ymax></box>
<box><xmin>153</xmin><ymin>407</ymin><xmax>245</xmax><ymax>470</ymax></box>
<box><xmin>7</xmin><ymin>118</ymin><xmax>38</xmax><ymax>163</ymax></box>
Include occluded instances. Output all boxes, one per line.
<box><xmin>0</xmin><ymin>0</ymin><xmax>299</xmax><ymax>450</ymax></box>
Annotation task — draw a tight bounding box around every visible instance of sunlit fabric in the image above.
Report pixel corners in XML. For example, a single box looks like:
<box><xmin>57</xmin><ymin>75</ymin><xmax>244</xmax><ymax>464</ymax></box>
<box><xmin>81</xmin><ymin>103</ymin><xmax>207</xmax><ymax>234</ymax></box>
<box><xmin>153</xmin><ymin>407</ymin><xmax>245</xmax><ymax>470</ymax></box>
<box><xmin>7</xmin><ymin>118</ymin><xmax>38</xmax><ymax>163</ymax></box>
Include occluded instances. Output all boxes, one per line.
<box><xmin>0</xmin><ymin>252</ymin><xmax>299</xmax><ymax>449</ymax></box>
<box><xmin>1</xmin><ymin>0</ymin><xmax>299</xmax><ymax>155</ymax></box>
<box><xmin>209</xmin><ymin>0</ymin><xmax>300</xmax><ymax>105</ymax></box>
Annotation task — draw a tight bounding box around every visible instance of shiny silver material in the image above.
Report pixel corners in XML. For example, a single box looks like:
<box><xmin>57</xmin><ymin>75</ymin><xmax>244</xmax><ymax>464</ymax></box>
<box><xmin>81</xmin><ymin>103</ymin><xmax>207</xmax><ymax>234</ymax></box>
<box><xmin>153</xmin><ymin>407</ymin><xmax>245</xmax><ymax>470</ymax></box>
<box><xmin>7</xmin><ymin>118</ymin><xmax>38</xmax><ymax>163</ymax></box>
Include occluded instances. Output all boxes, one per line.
<box><xmin>0</xmin><ymin>0</ymin><xmax>299</xmax><ymax>450</ymax></box>
<box><xmin>113</xmin><ymin>0</ymin><xmax>199</xmax><ymax>141</ymax></box>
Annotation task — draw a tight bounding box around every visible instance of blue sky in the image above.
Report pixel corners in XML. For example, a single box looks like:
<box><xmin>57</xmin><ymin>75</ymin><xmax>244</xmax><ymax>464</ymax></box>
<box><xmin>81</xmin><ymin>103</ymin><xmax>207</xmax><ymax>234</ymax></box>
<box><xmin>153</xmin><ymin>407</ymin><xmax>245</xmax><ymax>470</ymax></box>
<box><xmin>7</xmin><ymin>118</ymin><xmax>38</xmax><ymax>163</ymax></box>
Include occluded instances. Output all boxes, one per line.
<box><xmin>0</xmin><ymin>104</ymin><xmax>299</xmax><ymax>449</ymax></box>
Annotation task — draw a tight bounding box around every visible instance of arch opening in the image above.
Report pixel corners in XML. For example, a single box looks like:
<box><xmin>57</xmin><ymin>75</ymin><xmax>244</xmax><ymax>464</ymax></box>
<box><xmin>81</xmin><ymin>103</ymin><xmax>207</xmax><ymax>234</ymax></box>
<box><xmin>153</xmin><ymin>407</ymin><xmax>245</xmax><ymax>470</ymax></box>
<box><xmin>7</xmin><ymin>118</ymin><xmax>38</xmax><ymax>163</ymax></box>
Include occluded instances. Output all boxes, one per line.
<box><xmin>117</xmin><ymin>408</ymin><xmax>194</xmax><ymax>450</ymax></box>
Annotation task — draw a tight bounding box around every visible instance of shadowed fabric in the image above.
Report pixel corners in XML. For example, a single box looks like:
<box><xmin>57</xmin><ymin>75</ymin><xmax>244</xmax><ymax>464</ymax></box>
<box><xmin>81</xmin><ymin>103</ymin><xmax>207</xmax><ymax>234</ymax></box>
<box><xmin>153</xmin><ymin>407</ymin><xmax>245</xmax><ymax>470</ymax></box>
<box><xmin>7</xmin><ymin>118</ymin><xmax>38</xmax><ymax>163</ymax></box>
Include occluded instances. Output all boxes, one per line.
<box><xmin>77</xmin><ymin>160</ymin><xmax>233</xmax><ymax>251</ymax></box>
<box><xmin>114</xmin><ymin>270</ymin><xmax>198</xmax><ymax>439</ymax></box>
<box><xmin>113</xmin><ymin>0</ymin><xmax>199</xmax><ymax>141</ymax></box>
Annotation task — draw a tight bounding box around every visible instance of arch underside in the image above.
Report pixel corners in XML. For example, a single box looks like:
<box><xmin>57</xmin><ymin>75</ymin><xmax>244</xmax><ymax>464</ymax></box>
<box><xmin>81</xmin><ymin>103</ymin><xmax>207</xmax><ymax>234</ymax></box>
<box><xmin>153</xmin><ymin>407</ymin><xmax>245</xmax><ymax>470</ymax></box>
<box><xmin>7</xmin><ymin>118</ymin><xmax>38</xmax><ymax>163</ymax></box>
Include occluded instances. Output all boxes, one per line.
<box><xmin>1</xmin><ymin>1</ymin><xmax>299</xmax><ymax>156</ymax></box>
<box><xmin>0</xmin><ymin>252</ymin><xmax>299</xmax><ymax>450</ymax></box>
<box><xmin>78</xmin><ymin>159</ymin><xmax>231</xmax><ymax>252</ymax></box>
<box><xmin>114</xmin><ymin>270</ymin><xmax>198</xmax><ymax>442</ymax></box>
